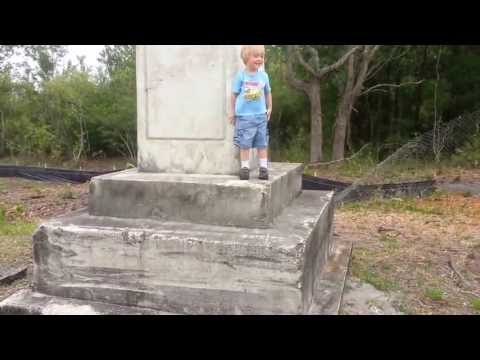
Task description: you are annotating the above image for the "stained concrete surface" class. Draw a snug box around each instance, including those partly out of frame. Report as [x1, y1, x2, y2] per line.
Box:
[89, 163, 303, 228]
[31, 190, 334, 315]
[0, 289, 174, 315]
[341, 277, 404, 315]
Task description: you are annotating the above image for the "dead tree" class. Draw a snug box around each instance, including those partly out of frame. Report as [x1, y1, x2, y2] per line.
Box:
[285, 45, 360, 163]
[332, 45, 380, 160]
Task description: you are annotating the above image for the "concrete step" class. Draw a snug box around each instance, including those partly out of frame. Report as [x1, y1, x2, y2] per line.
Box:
[0, 289, 175, 315]
[0, 242, 352, 315]
[89, 163, 302, 228]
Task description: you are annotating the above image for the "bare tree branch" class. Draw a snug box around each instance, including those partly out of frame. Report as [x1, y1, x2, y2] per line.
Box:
[361, 80, 424, 96]
[306, 45, 320, 72]
[284, 47, 309, 92]
[365, 46, 410, 82]
[352, 45, 381, 95]
[294, 46, 320, 78]
[317, 46, 362, 78]
[307, 143, 370, 167]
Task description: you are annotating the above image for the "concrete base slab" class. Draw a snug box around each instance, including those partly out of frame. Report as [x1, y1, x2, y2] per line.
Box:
[0, 242, 350, 315]
[89, 162, 303, 228]
[0, 289, 175, 315]
[32, 190, 334, 315]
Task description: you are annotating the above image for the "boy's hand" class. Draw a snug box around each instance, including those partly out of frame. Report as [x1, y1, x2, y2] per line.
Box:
[228, 114, 235, 124]
[267, 108, 272, 121]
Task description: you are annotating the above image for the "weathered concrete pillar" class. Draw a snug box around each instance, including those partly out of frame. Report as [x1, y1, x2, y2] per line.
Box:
[136, 45, 243, 175]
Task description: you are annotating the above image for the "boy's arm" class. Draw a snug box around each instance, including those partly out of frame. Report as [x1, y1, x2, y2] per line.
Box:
[229, 93, 238, 124]
[266, 92, 273, 121]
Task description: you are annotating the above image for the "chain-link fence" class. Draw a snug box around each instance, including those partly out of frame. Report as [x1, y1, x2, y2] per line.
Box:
[334, 110, 480, 205]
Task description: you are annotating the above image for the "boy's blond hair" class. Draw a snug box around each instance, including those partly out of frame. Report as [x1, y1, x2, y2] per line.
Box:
[240, 45, 265, 65]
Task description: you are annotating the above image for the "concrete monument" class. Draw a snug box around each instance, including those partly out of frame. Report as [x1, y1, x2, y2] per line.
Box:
[0, 46, 339, 315]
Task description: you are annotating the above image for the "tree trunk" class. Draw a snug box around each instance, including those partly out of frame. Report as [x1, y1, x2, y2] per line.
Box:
[332, 103, 350, 160]
[346, 111, 353, 153]
[332, 46, 378, 160]
[332, 55, 356, 160]
[414, 46, 428, 126]
[308, 82, 323, 162]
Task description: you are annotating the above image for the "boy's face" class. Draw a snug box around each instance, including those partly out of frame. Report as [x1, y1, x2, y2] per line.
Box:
[246, 51, 265, 71]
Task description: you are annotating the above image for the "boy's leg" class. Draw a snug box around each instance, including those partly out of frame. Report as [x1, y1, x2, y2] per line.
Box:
[257, 148, 268, 168]
[240, 148, 251, 169]
[257, 147, 269, 180]
[239, 148, 251, 180]
[236, 116, 256, 180]
[251, 115, 269, 179]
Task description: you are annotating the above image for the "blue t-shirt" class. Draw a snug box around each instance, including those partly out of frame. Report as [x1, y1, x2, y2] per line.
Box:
[232, 69, 271, 116]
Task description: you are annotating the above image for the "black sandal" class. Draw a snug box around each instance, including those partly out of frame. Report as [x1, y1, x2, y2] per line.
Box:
[239, 167, 250, 180]
[259, 167, 269, 180]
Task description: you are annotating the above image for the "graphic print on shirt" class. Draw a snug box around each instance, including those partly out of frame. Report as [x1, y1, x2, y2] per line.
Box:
[243, 80, 264, 101]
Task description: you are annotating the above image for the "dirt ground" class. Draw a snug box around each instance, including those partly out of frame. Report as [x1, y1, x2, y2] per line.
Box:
[336, 184, 480, 315]
[1, 167, 480, 314]
[0, 178, 89, 302]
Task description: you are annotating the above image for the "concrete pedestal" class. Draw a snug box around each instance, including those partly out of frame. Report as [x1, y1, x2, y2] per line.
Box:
[89, 163, 303, 228]
[27, 190, 333, 315]
[0, 241, 352, 315]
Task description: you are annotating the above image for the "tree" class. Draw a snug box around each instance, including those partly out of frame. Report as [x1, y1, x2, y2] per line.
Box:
[0, 45, 15, 73]
[96, 45, 137, 160]
[98, 45, 135, 79]
[332, 45, 380, 160]
[21, 45, 67, 83]
[285, 45, 360, 162]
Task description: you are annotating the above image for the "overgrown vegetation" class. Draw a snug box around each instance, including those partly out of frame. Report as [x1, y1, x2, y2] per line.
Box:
[0, 45, 136, 163]
[1, 45, 479, 170]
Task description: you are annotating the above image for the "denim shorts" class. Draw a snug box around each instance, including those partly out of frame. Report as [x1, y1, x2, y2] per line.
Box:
[234, 114, 269, 149]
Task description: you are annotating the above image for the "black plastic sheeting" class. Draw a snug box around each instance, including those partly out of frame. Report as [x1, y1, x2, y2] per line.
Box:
[0, 165, 112, 184]
[303, 175, 436, 202]
[1, 165, 436, 201]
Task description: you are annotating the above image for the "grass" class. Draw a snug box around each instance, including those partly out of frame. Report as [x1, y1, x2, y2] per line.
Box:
[60, 185, 75, 200]
[378, 234, 400, 251]
[341, 196, 444, 216]
[0, 203, 34, 264]
[0, 235, 33, 265]
[355, 268, 397, 292]
[0, 221, 37, 237]
[471, 298, 480, 312]
[20, 181, 45, 192]
[0, 204, 37, 236]
[351, 249, 397, 292]
[424, 288, 444, 302]
[304, 151, 446, 183]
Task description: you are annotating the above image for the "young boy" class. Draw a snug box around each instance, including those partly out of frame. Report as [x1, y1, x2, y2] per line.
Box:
[229, 45, 272, 180]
